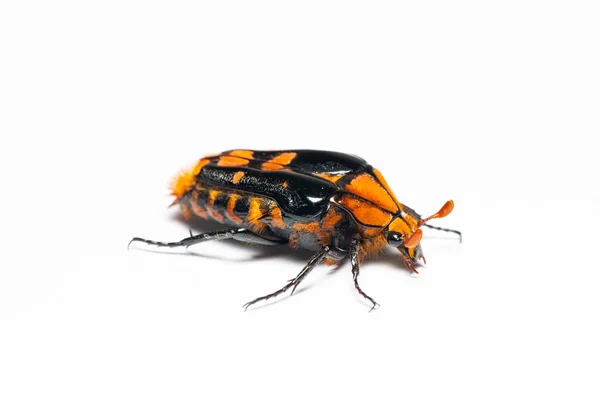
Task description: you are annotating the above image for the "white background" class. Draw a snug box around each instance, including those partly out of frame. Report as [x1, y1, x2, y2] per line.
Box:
[1, 1, 599, 399]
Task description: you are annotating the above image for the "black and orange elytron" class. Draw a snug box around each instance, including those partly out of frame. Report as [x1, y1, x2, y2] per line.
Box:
[130, 150, 461, 311]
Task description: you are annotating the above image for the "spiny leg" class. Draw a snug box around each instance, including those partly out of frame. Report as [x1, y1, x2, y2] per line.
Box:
[128, 227, 284, 250]
[349, 238, 379, 312]
[243, 245, 330, 311]
[423, 224, 462, 243]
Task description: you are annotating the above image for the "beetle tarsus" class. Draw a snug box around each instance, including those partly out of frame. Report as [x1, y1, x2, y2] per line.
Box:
[128, 228, 240, 250]
[243, 246, 330, 310]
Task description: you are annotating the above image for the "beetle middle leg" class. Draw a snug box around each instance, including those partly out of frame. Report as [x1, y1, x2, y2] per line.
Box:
[128, 227, 285, 250]
[243, 245, 330, 310]
[349, 238, 380, 312]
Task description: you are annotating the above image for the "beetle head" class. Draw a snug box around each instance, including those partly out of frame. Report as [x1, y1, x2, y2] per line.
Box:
[386, 200, 454, 262]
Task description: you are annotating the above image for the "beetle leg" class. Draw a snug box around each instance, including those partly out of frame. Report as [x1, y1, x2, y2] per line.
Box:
[128, 227, 284, 250]
[243, 245, 330, 310]
[349, 238, 380, 312]
[422, 224, 462, 243]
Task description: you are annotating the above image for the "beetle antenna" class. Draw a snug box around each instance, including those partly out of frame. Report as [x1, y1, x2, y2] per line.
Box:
[418, 200, 454, 226]
[422, 224, 462, 243]
[405, 200, 456, 248]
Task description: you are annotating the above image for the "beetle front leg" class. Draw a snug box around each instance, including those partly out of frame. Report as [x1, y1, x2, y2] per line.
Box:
[349, 238, 380, 312]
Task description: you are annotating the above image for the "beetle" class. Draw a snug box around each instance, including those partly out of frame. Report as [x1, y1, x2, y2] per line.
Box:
[129, 150, 461, 311]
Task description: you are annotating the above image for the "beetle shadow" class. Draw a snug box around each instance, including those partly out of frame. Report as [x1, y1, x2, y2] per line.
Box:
[129, 214, 443, 310]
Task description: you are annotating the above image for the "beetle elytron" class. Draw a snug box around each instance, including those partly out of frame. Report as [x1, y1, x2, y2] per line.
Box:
[129, 150, 461, 310]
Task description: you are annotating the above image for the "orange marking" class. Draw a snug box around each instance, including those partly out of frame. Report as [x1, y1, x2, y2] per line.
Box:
[292, 221, 320, 233]
[226, 194, 243, 224]
[373, 169, 402, 209]
[247, 198, 267, 233]
[388, 217, 413, 237]
[170, 159, 210, 199]
[345, 173, 398, 213]
[190, 190, 209, 219]
[321, 207, 342, 230]
[181, 202, 192, 220]
[315, 173, 344, 184]
[323, 258, 338, 266]
[232, 171, 245, 184]
[339, 195, 392, 227]
[261, 162, 284, 171]
[292, 220, 331, 246]
[207, 190, 224, 223]
[289, 234, 300, 249]
[318, 207, 342, 244]
[229, 150, 254, 159]
[217, 156, 249, 167]
[269, 152, 296, 165]
[269, 204, 286, 229]
[282, 181, 288, 188]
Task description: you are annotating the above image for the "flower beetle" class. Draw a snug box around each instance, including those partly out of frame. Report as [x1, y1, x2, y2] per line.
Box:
[130, 150, 461, 311]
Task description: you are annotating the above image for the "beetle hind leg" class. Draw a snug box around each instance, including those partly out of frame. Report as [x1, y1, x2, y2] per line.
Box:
[243, 245, 330, 310]
[128, 227, 285, 250]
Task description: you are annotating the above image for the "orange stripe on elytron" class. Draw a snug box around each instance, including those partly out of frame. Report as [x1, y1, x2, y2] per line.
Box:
[314, 173, 344, 184]
[232, 171, 245, 184]
[247, 198, 268, 233]
[345, 173, 398, 213]
[339, 195, 393, 227]
[190, 190, 209, 219]
[226, 194, 243, 224]
[269, 204, 286, 229]
[229, 150, 254, 159]
[207, 190, 224, 223]
[373, 169, 402, 210]
[261, 162, 284, 171]
[170, 159, 210, 198]
[269, 152, 297, 165]
[217, 156, 250, 167]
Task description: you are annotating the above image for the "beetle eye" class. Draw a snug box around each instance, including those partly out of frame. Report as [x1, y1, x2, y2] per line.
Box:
[387, 232, 404, 247]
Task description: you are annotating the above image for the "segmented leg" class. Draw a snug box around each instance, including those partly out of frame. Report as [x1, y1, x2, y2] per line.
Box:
[349, 238, 379, 312]
[243, 246, 330, 310]
[128, 227, 284, 250]
[423, 224, 462, 243]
